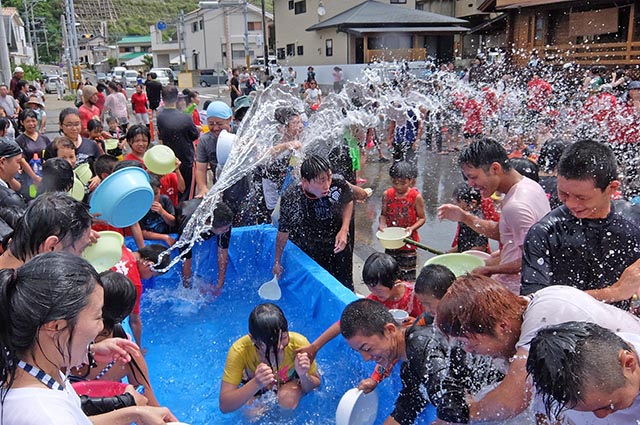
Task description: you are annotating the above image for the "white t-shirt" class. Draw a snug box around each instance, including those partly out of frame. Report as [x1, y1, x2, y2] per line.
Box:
[517, 286, 640, 351]
[0, 376, 92, 424]
[305, 88, 321, 104]
[495, 176, 550, 293]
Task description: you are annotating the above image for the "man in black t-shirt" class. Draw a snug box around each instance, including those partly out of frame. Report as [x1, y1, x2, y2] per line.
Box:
[273, 155, 354, 290]
[144, 73, 163, 112]
[521, 140, 640, 309]
[156, 85, 199, 201]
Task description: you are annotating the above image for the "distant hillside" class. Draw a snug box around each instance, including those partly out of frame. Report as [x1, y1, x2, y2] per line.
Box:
[1, 0, 273, 63]
[111, 0, 273, 36]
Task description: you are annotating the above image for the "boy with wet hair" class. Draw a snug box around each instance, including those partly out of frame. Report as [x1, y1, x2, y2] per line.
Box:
[273, 154, 354, 290]
[379, 161, 425, 281]
[340, 298, 503, 424]
[437, 137, 549, 294]
[435, 275, 640, 423]
[527, 321, 640, 422]
[521, 139, 640, 309]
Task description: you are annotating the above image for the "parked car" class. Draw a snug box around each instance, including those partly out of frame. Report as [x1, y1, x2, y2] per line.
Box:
[199, 69, 228, 87]
[96, 72, 107, 83]
[149, 68, 172, 86]
[44, 76, 66, 94]
[124, 70, 139, 88]
[111, 66, 127, 84]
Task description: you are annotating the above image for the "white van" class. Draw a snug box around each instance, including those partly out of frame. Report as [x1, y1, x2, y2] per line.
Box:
[111, 66, 127, 83]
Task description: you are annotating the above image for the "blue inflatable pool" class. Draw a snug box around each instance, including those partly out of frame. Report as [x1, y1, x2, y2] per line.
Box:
[136, 225, 436, 424]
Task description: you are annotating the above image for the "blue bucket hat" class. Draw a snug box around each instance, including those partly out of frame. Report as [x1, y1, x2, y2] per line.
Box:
[207, 101, 233, 119]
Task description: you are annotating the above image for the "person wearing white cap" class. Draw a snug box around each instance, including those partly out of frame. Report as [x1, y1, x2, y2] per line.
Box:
[10, 66, 24, 99]
[0, 138, 26, 207]
[194, 101, 233, 198]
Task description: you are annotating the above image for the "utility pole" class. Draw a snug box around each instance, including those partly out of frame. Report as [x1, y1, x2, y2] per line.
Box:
[22, 0, 33, 61]
[261, 0, 268, 67]
[0, 0, 12, 84]
[243, 0, 249, 68]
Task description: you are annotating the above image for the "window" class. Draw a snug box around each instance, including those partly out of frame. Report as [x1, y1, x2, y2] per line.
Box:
[294, 0, 306, 14]
[288, 0, 294, 10]
[297, 45, 304, 56]
[286, 43, 295, 56]
[192, 22, 198, 32]
[199, 19, 204, 30]
[277, 48, 285, 60]
[248, 21, 262, 31]
[390, 0, 407, 3]
[326, 39, 333, 56]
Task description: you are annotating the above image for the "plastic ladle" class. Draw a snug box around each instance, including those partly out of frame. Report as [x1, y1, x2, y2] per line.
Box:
[258, 275, 282, 300]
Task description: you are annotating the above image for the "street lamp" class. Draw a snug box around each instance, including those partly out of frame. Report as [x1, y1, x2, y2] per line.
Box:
[199, 0, 250, 68]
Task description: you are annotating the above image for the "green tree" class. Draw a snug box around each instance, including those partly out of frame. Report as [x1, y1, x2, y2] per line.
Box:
[142, 54, 154, 71]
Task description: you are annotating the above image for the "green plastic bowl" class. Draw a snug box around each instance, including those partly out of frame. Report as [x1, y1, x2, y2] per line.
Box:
[81, 231, 124, 273]
[68, 177, 85, 201]
[105, 138, 119, 151]
[144, 145, 176, 176]
[74, 163, 93, 185]
[424, 253, 485, 277]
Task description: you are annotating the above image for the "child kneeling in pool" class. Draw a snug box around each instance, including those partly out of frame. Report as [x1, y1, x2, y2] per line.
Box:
[219, 303, 321, 413]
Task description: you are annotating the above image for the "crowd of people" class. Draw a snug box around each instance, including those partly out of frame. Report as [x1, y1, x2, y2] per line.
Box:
[0, 56, 640, 425]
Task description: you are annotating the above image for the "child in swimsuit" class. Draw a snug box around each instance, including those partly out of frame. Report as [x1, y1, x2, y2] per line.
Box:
[219, 303, 321, 412]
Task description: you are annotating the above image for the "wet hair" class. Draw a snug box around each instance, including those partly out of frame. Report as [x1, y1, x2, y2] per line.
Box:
[0, 206, 24, 230]
[59, 107, 80, 128]
[98, 271, 136, 334]
[415, 264, 456, 298]
[557, 139, 618, 190]
[93, 154, 118, 177]
[389, 161, 418, 180]
[362, 252, 400, 288]
[107, 82, 118, 92]
[458, 137, 511, 172]
[148, 173, 161, 191]
[538, 138, 569, 174]
[435, 275, 528, 337]
[274, 107, 299, 125]
[526, 321, 630, 419]
[36, 158, 74, 195]
[510, 158, 539, 182]
[10, 193, 92, 262]
[300, 154, 332, 181]
[125, 124, 150, 146]
[0, 252, 101, 395]
[162, 85, 178, 104]
[212, 201, 234, 229]
[453, 183, 481, 206]
[17, 80, 28, 91]
[96, 82, 107, 93]
[0, 117, 7, 133]
[19, 108, 38, 123]
[340, 298, 394, 339]
[138, 244, 171, 270]
[202, 100, 212, 111]
[45, 136, 76, 161]
[87, 118, 103, 133]
[248, 303, 288, 371]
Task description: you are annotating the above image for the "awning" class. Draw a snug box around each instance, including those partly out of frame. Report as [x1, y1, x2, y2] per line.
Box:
[345, 26, 469, 36]
[469, 14, 507, 34]
[170, 54, 186, 64]
[496, 0, 571, 9]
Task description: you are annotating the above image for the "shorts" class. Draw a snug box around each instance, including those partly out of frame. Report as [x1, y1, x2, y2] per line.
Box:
[135, 112, 149, 125]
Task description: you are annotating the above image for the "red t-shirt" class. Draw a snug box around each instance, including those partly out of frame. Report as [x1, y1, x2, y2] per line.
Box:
[79, 104, 101, 131]
[463, 98, 483, 135]
[111, 247, 143, 314]
[383, 187, 421, 250]
[131, 92, 148, 114]
[95, 92, 106, 116]
[367, 281, 424, 318]
[527, 77, 552, 112]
